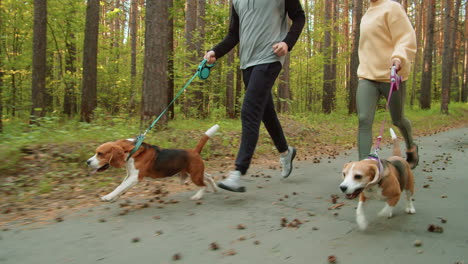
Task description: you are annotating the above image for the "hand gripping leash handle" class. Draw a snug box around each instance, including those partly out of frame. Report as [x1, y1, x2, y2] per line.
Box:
[386, 65, 400, 109]
[197, 59, 215, 80]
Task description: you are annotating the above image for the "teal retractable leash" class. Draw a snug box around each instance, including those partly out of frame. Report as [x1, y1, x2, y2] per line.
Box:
[127, 59, 215, 161]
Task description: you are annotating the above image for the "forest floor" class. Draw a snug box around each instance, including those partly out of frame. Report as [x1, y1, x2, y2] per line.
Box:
[0, 107, 467, 228]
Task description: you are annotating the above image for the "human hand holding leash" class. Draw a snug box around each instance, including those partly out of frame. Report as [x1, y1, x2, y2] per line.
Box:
[204, 50, 217, 64]
[273, 42, 288, 57]
[392, 59, 401, 72]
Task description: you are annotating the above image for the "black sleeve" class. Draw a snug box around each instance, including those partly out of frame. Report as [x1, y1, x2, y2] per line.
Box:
[282, 0, 305, 51]
[211, 5, 240, 59]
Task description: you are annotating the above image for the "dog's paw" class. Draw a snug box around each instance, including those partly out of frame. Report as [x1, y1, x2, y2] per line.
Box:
[190, 194, 203, 200]
[357, 219, 368, 230]
[378, 205, 394, 218]
[378, 210, 393, 218]
[356, 214, 368, 230]
[101, 195, 118, 202]
[405, 207, 416, 214]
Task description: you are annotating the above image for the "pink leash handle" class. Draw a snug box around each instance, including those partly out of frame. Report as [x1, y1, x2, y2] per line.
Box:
[386, 65, 400, 109]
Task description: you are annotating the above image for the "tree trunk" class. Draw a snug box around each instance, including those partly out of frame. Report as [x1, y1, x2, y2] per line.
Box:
[197, 0, 206, 117]
[330, 0, 338, 109]
[410, 0, 423, 107]
[129, 0, 138, 113]
[113, 0, 120, 74]
[440, 0, 454, 114]
[343, 0, 350, 103]
[347, 0, 362, 114]
[183, 0, 199, 117]
[80, 0, 100, 122]
[451, 0, 462, 102]
[322, 0, 334, 114]
[226, 50, 235, 118]
[419, 0, 435, 109]
[0, 0, 4, 132]
[141, 0, 170, 124]
[278, 54, 291, 113]
[167, 0, 174, 120]
[463, 0, 468, 102]
[225, 0, 235, 117]
[235, 47, 242, 117]
[31, 0, 47, 123]
[63, 3, 77, 117]
[303, 0, 312, 112]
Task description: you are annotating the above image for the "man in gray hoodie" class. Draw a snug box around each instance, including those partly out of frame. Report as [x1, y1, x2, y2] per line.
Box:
[204, 0, 305, 192]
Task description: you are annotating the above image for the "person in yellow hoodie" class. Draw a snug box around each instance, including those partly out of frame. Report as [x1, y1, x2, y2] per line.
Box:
[357, 0, 419, 168]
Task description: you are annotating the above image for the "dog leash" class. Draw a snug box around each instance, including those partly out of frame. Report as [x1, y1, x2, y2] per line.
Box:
[126, 59, 215, 161]
[368, 65, 401, 171]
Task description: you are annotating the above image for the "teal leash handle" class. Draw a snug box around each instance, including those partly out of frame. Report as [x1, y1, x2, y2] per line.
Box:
[198, 59, 215, 80]
[127, 59, 214, 160]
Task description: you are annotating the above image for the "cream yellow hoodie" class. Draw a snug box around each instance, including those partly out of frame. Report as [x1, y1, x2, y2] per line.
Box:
[357, 0, 416, 82]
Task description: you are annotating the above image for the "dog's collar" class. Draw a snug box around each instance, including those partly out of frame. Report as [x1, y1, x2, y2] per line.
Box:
[365, 154, 385, 185]
[366, 154, 384, 173]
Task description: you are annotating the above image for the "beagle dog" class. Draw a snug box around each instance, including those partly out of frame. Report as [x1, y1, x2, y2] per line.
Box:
[339, 128, 415, 230]
[87, 125, 219, 202]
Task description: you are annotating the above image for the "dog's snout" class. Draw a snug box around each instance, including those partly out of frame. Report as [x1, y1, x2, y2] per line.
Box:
[340, 185, 348, 193]
[87, 159, 92, 166]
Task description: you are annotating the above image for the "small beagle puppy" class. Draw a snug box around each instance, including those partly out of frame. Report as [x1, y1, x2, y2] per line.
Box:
[340, 128, 415, 230]
[87, 125, 219, 202]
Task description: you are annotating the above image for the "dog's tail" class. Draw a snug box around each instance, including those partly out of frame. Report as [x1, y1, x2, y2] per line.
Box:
[390, 128, 402, 157]
[194, 124, 220, 154]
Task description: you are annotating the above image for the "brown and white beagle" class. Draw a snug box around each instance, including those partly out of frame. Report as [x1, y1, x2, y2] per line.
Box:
[87, 125, 219, 202]
[339, 128, 415, 230]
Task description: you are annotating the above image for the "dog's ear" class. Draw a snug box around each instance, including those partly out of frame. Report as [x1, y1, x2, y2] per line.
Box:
[367, 164, 381, 186]
[341, 162, 350, 178]
[109, 145, 126, 168]
[114, 140, 136, 153]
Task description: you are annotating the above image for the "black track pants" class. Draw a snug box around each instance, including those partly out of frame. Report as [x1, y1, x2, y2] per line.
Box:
[235, 62, 288, 174]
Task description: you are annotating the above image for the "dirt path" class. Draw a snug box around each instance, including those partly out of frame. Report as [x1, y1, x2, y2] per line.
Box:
[1, 127, 467, 264]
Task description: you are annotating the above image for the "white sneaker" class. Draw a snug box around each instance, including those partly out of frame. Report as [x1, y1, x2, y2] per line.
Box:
[280, 146, 296, 178]
[217, 170, 246, 192]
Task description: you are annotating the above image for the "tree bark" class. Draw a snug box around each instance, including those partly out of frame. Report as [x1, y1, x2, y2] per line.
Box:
[235, 47, 242, 117]
[419, 0, 435, 109]
[410, 0, 423, 107]
[80, 0, 100, 122]
[141, 0, 170, 124]
[0, 0, 4, 132]
[330, 0, 338, 109]
[451, 0, 461, 102]
[31, 0, 47, 123]
[343, 0, 350, 102]
[322, 0, 334, 114]
[226, 50, 235, 118]
[347, 0, 362, 114]
[183, 0, 199, 117]
[167, 0, 175, 119]
[226, 1, 235, 119]
[129, 0, 138, 113]
[63, 1, 77, 117]
[463, 0, 468, 102]
[303, 0, 312, 112]
[196, 0, 206, 117]
[440, 0, 454, 114]
[113, 0, 120, 74]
